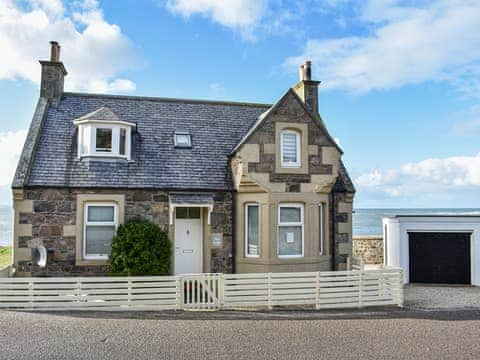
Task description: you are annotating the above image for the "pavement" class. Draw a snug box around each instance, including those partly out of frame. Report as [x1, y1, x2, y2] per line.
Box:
[0, 286, 479, 359]
[404, 284, 480, 310]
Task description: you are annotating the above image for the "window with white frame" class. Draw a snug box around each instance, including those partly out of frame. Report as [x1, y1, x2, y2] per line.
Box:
[84, 203, 117, 260]
[76, 122, 133, 159]
[319, 203, 324, 255]
[95, 128, 113, 153]
[281, 130, 300, 168]
[278, 204, 304, 257]
[245, 203, 260, 257]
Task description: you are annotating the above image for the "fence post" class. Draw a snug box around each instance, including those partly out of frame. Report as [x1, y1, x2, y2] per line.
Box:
[75, 280, 82, 304]
[218, 273, 225, 310]
[176, 275, 184, 311]
[28, 280, 34, 309]
[346, 256, 351, 271]
[358, 270, 363, 308]
[267, 273, 272, 311]
[128, 278, 132, 307]
[315, 272, 320, 310]
[398, 269, 404, 307]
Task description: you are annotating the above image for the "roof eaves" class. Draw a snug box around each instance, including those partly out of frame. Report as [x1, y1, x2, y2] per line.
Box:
[12, 97, 50, 188]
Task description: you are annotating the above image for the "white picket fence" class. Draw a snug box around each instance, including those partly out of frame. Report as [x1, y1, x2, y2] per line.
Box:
[0, 268, 403, 311]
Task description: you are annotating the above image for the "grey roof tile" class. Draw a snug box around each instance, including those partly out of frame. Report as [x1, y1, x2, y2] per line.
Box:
[26, 93, 270, 190]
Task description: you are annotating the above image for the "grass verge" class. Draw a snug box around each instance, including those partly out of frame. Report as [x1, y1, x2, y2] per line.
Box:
[0, 246, 12, 269]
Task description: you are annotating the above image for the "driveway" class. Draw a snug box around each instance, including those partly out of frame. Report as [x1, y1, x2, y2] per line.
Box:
[1, 308, 480, 359]
[404, 284, 480, 310]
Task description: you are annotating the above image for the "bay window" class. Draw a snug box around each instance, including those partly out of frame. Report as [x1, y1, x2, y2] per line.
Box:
[278, 204, 304, 258]
[75, 120, 134, 160]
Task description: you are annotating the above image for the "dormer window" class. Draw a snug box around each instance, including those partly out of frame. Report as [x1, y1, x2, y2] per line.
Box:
[281, 130, 300, 168]
[174, 131, 191, 148]
[96, 128, 113, 153]
[74, 106, 135, 160]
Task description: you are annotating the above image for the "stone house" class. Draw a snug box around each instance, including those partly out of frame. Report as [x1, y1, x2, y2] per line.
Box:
[11, 42, 355, 276]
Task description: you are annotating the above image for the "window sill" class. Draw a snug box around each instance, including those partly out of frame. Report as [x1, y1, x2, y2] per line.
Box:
[76, 259, 109, 266]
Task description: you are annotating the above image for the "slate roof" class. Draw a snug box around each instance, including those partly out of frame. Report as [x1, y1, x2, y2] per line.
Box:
[24, 92, 270, 190]
[74, 105, 123, 122]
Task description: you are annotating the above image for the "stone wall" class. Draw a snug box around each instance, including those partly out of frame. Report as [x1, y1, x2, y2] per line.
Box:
[13, 187, 233, 276]
[353, 235, 384, 265]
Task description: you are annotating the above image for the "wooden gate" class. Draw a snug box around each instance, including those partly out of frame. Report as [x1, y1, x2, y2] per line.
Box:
[181, 273, 222, 310]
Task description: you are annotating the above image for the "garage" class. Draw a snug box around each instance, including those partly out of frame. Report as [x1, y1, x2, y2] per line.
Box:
[408, 232, 470, 284]
[383, 215, 480, 286]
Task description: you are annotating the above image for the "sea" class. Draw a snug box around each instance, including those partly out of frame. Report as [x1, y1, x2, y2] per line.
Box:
[0, 205, 479, 246]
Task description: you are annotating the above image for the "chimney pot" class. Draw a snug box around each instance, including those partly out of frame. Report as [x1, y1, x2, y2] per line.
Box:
[303, 60, 312, 81]
[299, 64, 305, 81]
[50, 41, 60, 62]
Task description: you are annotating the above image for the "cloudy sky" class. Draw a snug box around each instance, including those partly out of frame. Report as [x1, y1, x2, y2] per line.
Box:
[0, 0, 480, 208]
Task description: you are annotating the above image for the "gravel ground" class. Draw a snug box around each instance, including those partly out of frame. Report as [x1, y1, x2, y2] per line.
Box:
[1, 308, 480, 360]
[404, 284, 480, 310]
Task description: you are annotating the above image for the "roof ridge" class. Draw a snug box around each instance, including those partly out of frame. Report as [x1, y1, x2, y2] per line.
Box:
[63, 92, 272, 108]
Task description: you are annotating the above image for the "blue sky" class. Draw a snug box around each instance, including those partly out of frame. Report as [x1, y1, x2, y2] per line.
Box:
[0, 0, 479, 208]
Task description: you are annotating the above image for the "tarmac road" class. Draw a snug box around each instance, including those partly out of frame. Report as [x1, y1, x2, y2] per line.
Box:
[1, 308, 479, 359]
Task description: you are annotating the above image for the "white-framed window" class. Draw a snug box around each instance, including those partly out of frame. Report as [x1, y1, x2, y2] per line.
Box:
[95, 128, 113, 153]
[83, 203, 118, 260]
[76, 123, 133, 160]
[245, 203, 260, 257]
[281, 130, 300, 168]
[278, 203, 304, 258]
[174, 131, 192, 148]
[319, 203, 324, 255]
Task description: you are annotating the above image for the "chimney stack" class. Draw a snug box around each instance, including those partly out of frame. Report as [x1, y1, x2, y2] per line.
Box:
[293, 60, 320, 116]
[39, 41, 67, 103]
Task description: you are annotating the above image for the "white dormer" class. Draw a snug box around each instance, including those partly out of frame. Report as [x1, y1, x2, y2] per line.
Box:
[73, 106, 135, 160]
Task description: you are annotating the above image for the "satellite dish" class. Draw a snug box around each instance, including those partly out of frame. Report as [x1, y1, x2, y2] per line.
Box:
[32, 246, 47, 268]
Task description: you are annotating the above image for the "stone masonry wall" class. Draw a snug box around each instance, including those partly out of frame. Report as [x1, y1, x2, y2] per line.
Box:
[15, 188, 233, 276]
[353, 235, 384, 265]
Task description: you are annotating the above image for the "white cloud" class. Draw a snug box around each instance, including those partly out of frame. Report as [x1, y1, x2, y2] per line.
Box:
[165, 0, 270, 40]
[0, 0, 139, 93]
[356, 152, 480, 198]
[285, 0, 480, 95]
[0, 129, 27, 187]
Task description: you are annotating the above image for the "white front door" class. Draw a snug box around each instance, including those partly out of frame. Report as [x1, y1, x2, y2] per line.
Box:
[174, 208, 202, 274]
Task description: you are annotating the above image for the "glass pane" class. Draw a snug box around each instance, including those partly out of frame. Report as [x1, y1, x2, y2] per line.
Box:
[282, 132, 297, 163]
[280, 207, 301, 223]
[176, 207, 188, 219]
[247, 205, 259, 256]
[175, 134, 191, 147]
[88, 206, 114, 222]
[278, 226, 302, 256]
[119, 128, 126, 155]
[96, 128, 112, 152]
[188, 207, 200, 219]
[85, 225, 115, 255]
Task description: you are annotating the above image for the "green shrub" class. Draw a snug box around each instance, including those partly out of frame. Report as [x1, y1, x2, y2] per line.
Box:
[109, 219, 171, 276]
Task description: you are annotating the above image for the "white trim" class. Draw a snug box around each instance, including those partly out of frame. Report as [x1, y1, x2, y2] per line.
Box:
[73, 119, 136, 128]
[245, 203, 260, 258]
[277, 203, 304, 258]
[76, 123, 132, 160]
[280, 130, 301, 168]
[83, 202, 118, 260]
